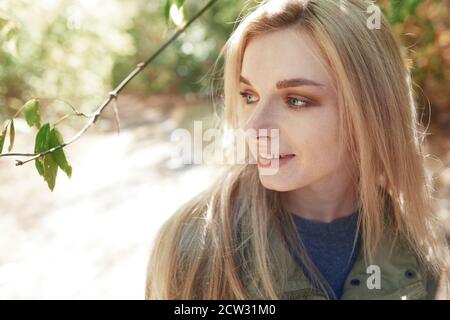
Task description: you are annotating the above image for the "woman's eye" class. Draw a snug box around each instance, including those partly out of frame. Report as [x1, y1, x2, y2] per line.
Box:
[286, 96, 311, 109]
[239, 92, 258, 104]
[239, 92, 312, 109]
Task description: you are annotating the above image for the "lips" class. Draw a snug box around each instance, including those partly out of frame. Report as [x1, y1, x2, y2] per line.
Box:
[257, 153, 296, 167]
[258, 153, 296, 160]
[280, 153, 296, 159]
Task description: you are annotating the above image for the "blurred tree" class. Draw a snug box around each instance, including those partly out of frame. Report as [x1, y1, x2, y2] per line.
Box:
[0, 0, 246, 119]
[0, 0, 226, 191]
[111, 0, 244, 96]
[1, 0, 137, 121]
[378, 0, 450, 132]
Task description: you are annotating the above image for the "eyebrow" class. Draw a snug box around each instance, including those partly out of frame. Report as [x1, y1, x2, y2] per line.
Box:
[240, 75, 324, 89]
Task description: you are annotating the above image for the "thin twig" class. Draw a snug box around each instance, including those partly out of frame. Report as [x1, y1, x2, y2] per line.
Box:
[53, 98, 92, 118]
[111, 94, 120, 136]
[0, 0, 218, 166]
[54, 112, 91, 127]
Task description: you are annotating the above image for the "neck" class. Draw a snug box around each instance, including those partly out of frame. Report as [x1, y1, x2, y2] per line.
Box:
[281, 171, 358, 223]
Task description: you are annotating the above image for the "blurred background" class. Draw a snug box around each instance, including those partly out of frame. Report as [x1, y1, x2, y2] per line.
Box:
[0, 0, 449, 299]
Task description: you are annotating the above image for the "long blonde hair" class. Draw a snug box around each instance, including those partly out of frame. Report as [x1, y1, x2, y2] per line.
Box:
[146, 0, 449, 299]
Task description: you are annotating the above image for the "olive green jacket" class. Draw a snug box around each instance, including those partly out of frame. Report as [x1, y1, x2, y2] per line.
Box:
[267, 225, 448, 300]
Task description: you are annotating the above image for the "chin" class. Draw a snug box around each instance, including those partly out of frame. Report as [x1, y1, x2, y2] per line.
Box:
[258, 174, 297, 192]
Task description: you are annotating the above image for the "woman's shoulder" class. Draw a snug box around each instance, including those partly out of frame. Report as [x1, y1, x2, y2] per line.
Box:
[340, 220, 449, 300]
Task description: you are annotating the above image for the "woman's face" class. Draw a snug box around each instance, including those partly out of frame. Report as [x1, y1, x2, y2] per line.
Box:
[240, 28, 349, 192]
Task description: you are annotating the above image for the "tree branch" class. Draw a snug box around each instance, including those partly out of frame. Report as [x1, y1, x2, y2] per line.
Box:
[0, 0, 218, 166]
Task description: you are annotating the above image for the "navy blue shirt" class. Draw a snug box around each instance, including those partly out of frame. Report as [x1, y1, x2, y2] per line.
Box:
[291, 209, 360, 299]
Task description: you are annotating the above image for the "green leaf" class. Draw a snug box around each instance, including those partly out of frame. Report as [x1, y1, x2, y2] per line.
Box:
[49, 127, 72, 178]
[33, 123, 67, 190]
[43, 154, 58, 191]
[174, 0, 184, 7]
[24, 99, 41, 129]
[34, 123, 50, 178]
[0, 122, 7, 153]
[7, 119, 14, 152]
[35, 158, 44, 176]
[164, 0, 171, 25]
[34, 123, 50, 153]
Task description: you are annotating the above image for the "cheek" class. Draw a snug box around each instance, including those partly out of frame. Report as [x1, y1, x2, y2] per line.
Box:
[291, 109, 341, 171]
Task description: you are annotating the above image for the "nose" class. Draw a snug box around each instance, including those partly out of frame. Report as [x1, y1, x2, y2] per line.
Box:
[243, 102, 280, 159]
[243, 100, 279, 140]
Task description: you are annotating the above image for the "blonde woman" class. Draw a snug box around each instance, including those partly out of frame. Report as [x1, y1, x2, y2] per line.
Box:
[145, 0, 449, 299]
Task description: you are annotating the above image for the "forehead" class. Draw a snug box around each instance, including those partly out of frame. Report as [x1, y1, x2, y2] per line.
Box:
[241, 28, 332, 89]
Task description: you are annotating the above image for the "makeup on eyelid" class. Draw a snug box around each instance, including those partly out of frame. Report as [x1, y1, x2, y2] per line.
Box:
[239, 91, 318, 108]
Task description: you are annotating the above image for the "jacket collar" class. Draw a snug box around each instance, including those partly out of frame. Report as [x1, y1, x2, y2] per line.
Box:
[278, 217, 428, 299]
